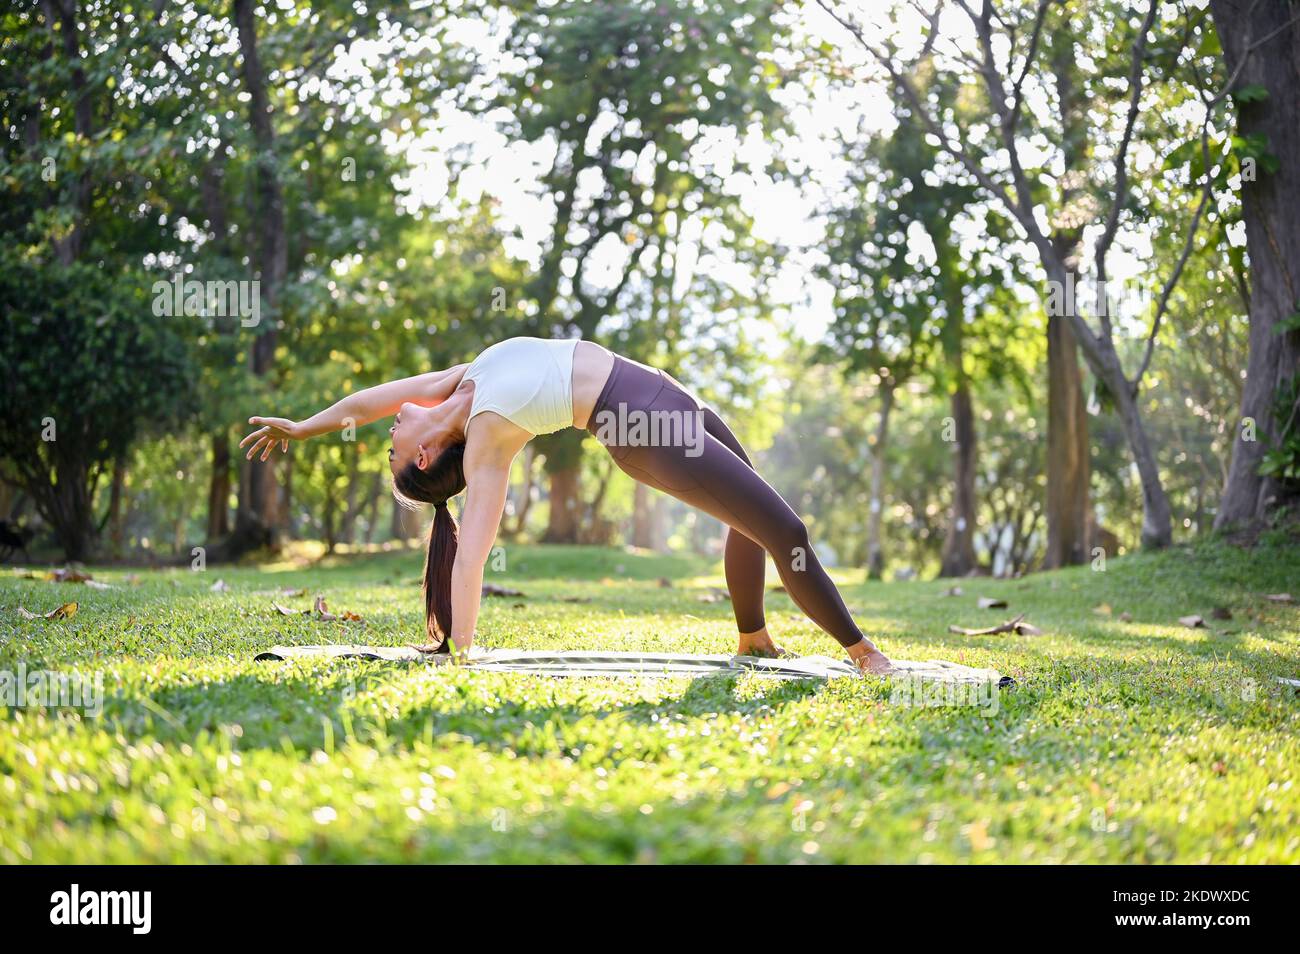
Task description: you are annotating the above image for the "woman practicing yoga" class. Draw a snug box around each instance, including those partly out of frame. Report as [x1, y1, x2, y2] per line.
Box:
[240, 337, 894, 674]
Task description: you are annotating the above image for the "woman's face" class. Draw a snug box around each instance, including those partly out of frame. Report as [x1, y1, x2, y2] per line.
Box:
[388, 402, 439, 474]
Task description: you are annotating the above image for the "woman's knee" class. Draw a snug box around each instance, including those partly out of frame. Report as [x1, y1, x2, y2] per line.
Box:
[767, 510, 810, 561]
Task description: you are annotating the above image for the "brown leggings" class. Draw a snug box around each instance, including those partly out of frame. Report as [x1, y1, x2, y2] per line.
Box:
[586, 356, 866, 650]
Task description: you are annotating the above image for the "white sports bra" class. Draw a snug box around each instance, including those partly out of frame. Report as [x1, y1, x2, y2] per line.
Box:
[463, 337, 580, 435]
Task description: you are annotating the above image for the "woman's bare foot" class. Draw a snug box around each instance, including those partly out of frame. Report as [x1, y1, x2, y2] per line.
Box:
[737, 627, 788, 658]
[407, 641, 469, 664]
[847, 639, 895, 675]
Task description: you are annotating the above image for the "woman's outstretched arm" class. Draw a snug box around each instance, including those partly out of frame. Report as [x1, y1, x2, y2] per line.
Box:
[446, 449, 512, 655]
[240, 364, 468, 460]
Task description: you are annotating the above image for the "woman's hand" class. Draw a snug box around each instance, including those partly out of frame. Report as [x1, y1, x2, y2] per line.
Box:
[240, 416, 303, 462]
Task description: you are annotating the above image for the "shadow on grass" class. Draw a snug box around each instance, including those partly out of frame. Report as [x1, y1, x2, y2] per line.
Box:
[99, 663, 830, 757]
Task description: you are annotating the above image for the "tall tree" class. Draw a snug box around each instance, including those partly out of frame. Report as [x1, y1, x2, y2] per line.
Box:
[0, 1, 197, 558]
[819, 0, 1226, 554]
[485, 0, 790, 540]
[821, 64, 1023, 576]
[1210, 0, 1300, 529]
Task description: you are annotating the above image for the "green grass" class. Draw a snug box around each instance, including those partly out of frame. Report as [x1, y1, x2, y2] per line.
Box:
[2, 540, 1298, 863]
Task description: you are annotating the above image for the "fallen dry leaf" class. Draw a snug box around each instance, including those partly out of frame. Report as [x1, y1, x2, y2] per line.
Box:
[1119, 611, 1133, 622]
[1093, 603, 1112, 616]
[977, 597, 1008, 609]
[942, 586, 964, 597]
[1210, 606, 1233, 620]
[314, 596, 337, 621]
[949, 613, 1038, 636]
[1179, 614, 1206, 629]
[84, 579, 113, 590]
[210, 579, 230, 592]
[272, 602, 308, 616]
[47, 567, 92, 584]
[1263, 593, 1294, 603]
[482, 583, 525, 598]
[339, 610, 364, 623]
[16, 606, 38, 619]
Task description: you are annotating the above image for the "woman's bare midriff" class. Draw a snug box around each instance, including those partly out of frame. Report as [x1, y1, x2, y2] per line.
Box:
[570, 340, 616, 429]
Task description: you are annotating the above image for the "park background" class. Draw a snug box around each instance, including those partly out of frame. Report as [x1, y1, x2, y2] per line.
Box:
[2, 0, 1297, 572]
[1, 0, 1298, 864]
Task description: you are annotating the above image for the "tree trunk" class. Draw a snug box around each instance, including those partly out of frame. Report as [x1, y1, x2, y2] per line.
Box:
[339, 446, 361, 544]
[866, 381, 894, 580]
[505, 445, 537, 535]
[390, 495, 423, 542]
[47, 458, 94, 562]
[1043, 310, 1092, 567]
[1211, 0, 1300, 529]
[206, 431, 231, 541]
[1042, 37, 1093, 569]
[107, 458, 126, 557]
[632, 482, 660, 550]
[543, 467, 582, 543]
[229, 0, 287, 554]
[939, 379, 979, 576]
[1110, 368, 1174, 547]
[322, 486, 337, 555]
[363, 472, 382, 545]
[43, 0, 93, 264]
[538, 429, 586, 543]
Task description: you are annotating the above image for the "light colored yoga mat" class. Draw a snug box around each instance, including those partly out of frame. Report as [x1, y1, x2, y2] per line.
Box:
[253, 646, 1009, 686]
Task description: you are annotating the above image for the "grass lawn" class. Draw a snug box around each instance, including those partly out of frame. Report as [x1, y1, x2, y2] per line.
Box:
[1, 539, 1298, 864]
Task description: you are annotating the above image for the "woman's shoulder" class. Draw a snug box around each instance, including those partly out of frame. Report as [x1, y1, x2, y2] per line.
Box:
[464, 410, 532, 462]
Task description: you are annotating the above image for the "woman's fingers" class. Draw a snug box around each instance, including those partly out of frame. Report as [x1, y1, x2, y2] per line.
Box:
[240, 419, 295, 461]
[238, 426, 267, 450]
[246, 435, 273, 460]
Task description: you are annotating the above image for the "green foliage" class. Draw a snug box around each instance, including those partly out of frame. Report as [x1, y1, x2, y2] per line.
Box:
[0, 250, 195, 540]
[1232, 83, 1269, 103]
[1273, 304, 1300, 336]
[1258, 377, 1300, 486]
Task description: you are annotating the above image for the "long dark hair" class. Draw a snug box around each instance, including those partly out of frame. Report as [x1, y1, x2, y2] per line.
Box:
[392, 443, 466, 652]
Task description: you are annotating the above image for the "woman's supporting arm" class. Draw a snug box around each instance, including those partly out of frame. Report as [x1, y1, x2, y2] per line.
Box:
[241, 364, 468, 460]
[446, 452, 512, 655]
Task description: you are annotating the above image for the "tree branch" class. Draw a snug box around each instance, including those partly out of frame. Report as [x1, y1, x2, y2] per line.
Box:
[1093, 0, 1159, 340]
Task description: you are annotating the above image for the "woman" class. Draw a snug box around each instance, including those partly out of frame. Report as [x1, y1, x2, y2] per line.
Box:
[241, 337, 894, 674]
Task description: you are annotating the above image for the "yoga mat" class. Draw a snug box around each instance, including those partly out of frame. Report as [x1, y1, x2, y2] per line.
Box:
[253, 646, 1010, 686]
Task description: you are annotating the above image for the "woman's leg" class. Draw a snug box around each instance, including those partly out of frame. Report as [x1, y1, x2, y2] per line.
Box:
[588, 358, 887, 665]
[700, 409, 768, 640]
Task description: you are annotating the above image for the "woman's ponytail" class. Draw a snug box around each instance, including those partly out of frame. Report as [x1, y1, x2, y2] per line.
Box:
[422, 503, 458, 649]
[392, 443, 467, 652]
